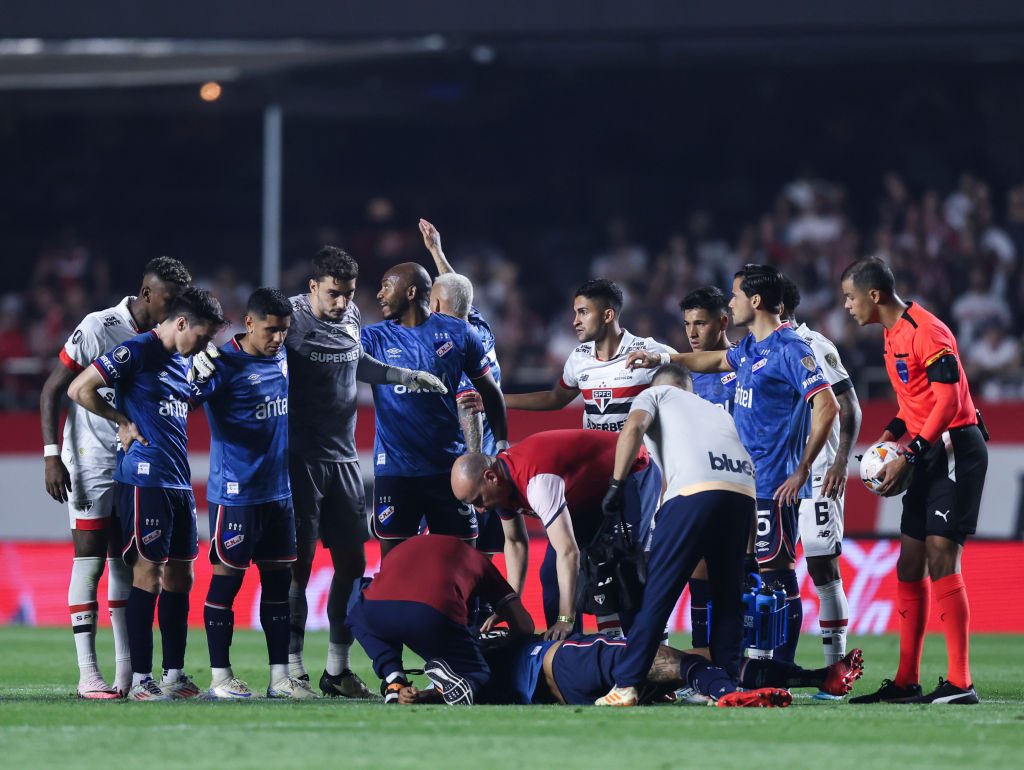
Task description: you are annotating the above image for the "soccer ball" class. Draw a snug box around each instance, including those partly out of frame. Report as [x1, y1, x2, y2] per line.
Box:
[860, 441, 911, 496]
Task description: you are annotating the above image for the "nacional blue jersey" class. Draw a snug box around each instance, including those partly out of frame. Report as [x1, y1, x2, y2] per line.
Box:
[361, 312, 490, 477]
[725, 323, 831, 499]
[190, 335, 291, 506]
[93, 330, 192, 490]
[692, 370, 737, 413]
[458, 306, 502, 454]
[480, 637, 556, 705]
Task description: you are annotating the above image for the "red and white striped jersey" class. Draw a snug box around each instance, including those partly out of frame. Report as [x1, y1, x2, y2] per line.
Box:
[559, 330, 676, 432]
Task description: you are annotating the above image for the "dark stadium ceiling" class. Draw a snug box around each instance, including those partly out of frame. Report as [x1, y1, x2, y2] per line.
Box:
[2, 0, 1024, 112]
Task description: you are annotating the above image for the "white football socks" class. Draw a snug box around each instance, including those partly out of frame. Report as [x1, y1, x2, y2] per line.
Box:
[815, 578, 850, 665]
[107, 556, 132, 690]
[69, 557, 104, 680]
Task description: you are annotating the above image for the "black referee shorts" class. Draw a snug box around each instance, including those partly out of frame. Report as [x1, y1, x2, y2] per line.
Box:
[900, 425, 987, 545]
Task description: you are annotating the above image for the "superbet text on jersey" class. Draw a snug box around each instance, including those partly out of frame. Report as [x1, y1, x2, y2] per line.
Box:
[559, 330, 675, 432]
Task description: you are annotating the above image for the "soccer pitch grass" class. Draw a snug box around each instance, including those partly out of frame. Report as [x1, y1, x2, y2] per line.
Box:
[1, 628, 1022, 769]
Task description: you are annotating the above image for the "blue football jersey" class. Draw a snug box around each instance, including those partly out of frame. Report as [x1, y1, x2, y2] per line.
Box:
[725, 324, 831, 499]
[93, 330, 192, 490]
[361, 312, 490, 477]
[692, 370, 737, 413]
[457, 307, 502, 454]
[481, 638, 555, 705]
[190, 336, 291, 506]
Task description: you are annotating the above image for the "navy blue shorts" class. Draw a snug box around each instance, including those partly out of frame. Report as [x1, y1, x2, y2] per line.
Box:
[117, 483, 198, 564]
[208, 498, 298, 570]
[754, 498, 799, 564]
[551, 634, 628, 705]
[476, 510, 505, 555]
[371, 474, 478, 541]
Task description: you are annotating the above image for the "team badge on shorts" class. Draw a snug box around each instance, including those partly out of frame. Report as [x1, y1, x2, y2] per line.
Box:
[377, 505, 395, 525]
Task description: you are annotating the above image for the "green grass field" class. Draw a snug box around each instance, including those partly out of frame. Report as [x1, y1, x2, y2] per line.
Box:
[1, 628, 1022, 769]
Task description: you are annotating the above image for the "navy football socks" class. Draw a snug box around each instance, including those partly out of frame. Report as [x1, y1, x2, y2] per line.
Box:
[158, 589, 190, 672]
[205, 573, 244, 669]
[261, 568, 292, 666]
[127, 586, 158, 675]
[688, 578, 711, 648]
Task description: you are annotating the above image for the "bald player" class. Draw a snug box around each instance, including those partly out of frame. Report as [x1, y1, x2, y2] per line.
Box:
[360, 262, 508, 557]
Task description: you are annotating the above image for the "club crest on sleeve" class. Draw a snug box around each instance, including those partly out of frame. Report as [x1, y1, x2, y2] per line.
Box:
[825, 352, 839, 368]
[113, 346, 131, 364]
[800, 355, 816, 372]
[71, 330, 83, 345]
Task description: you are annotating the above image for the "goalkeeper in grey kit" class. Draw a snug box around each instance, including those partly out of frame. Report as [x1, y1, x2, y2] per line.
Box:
[195, 246, 446, 698]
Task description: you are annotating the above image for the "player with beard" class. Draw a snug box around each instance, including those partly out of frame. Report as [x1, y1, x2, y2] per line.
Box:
[274, 247, 446, 698]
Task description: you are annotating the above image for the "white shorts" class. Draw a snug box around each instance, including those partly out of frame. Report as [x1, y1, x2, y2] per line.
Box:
[798, 487, 845, 558]
[66, 461, 117, 531]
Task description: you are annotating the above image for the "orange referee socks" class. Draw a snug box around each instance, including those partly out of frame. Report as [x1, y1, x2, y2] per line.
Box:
[894, 578, 930, 688]
[933, 573, 972, 689]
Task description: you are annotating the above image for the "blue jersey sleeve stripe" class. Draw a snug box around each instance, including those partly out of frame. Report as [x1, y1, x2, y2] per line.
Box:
[468, 363, 491, 380]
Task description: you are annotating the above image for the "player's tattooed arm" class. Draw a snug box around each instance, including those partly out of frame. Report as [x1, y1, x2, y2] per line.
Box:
[419, 218, 455, 274]
[470, 370, 508, 443]
[67, 366, 148, 450]
[822, 387, 863, 500]
[458, 395, 484, 453]
[39, 360, 76, 502]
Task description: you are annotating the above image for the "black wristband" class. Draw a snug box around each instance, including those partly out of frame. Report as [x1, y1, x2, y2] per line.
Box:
[885, 417, 908, 440]
[903, 435, 931, 464]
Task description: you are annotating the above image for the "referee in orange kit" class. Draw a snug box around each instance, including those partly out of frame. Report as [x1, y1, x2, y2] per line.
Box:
[840, 257, 987, 704]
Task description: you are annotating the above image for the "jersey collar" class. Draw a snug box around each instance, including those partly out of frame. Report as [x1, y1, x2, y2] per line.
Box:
[115, 296, 141, 332]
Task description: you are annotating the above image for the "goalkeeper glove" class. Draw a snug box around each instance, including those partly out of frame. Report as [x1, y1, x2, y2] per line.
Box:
[399, 368, 448, 394]
[190, 343, 220, 383]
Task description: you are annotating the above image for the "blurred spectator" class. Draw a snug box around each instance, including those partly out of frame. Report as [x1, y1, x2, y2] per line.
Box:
[965, 322, 1023, 400]
[951, 267, 1012, 347]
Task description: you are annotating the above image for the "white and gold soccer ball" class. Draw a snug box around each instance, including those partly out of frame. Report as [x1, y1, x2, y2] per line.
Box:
[860, 441, 911, 496]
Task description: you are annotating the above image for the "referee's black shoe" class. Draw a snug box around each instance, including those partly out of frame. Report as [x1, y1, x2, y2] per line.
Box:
[907, 677, 979, 705]
[848, 678, 922, 704]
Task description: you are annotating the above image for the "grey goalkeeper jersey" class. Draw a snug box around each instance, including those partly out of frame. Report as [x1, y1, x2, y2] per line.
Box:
[285, 294, 364, 463]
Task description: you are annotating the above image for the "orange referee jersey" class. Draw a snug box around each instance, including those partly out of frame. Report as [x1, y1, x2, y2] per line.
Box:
[883, 301, 977, 438]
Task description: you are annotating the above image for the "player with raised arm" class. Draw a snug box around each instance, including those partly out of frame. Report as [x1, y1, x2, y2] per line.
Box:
[67, 286, 225, 701]
[419, 218, 510, 559]
[39, 256, 191, 698]
[190, 288, 313, 700]
[842, 257, 986, 705]
[360, 261, 508, 557]
[627, 265, 839, 664]
[505, 279, 675, 433]
[281, 246, 444, 698]
[780, 277, 862, 691]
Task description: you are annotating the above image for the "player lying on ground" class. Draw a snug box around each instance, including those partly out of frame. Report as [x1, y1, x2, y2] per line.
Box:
[393, 633, 864, 707]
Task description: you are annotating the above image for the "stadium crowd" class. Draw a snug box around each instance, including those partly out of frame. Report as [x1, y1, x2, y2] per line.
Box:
[4, 171, 1024, 409]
